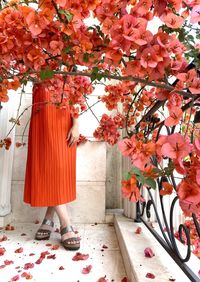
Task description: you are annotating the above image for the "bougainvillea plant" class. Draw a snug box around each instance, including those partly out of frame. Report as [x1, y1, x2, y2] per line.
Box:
[0, 0, 199, 218]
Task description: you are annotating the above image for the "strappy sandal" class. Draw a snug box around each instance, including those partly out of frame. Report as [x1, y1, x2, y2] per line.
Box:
[60, 225, 81, 251]
[35, 218, 54, 240]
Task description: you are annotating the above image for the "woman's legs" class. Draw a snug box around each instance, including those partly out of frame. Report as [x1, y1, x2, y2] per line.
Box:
[35, 207, 55, 237]
[54, 203, 79, 245]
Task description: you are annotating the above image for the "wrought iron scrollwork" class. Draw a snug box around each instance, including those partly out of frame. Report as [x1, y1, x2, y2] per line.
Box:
[135, 184, 200, 282]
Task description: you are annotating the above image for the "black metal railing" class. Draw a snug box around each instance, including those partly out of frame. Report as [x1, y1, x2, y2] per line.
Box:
[134, 184, 200, 282]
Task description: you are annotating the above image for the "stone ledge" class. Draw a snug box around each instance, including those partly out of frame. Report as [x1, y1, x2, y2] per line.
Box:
[0, 212, 13, 228]
[114, 213, 199, 282]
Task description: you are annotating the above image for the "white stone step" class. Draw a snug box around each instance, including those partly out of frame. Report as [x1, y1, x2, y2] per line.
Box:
[114, 213, 200, 282]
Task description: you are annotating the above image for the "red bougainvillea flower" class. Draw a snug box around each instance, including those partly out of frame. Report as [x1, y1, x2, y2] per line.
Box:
[131, 142, 156, 169]
[188, 78, 200, 94]
[49, 40, 64, 56]
[159, 133, 191, 166]
[26, 10, 50, 36]
[159, 182, 173, 196]
[164, 12, 184, 29]
[177, 180, 200, 215]
[93, 114, 120, 145]
[118, 136, 156, 169]
[81, 264, 92, 274]
[190, 5, 200, 24]
[140, 46, 163, 68]
[77, 134, 88, 146]
[164, 107, 183, 127]
[118, 135, 137, 157]
[132, 0, 152, 16]
[179, 199, 200, 217]
[121, 175, 144, 202]
[176, 69, 197, 82]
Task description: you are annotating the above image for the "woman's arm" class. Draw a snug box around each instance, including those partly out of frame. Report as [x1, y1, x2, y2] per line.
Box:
[66, 116, 80, 147]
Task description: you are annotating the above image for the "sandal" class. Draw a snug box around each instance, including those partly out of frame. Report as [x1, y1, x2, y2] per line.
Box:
[35, 218, 54, 240]
[60, 225, 81, 251]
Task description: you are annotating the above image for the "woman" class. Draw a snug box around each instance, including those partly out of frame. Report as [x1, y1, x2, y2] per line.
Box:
[23, 79, 81, 251]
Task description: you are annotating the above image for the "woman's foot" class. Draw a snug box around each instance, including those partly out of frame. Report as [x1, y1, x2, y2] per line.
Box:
[60, 224, 81, 250]
[35, 218, 54, 240]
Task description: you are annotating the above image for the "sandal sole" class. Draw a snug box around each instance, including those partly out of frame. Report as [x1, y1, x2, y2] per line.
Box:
[63, 244, 80, 251]
[35, 236, 51, 240]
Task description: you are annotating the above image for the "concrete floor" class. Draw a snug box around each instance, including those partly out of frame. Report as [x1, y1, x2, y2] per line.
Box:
[0, 222, 127, 282]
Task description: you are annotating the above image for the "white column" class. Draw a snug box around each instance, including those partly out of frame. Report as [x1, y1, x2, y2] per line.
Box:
[0, 91, 17, 216]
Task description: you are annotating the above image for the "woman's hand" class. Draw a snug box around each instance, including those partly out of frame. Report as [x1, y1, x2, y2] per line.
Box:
[66, 124, 79, 147]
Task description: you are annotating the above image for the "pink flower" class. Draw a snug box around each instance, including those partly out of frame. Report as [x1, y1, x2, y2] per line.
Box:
[118, 135, 137, 157]
[160, 133, 191, 166]
[190, 5, 200, 24]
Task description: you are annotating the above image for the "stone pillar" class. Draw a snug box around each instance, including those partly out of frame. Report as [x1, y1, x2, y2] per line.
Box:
[0, 91, 17, 219]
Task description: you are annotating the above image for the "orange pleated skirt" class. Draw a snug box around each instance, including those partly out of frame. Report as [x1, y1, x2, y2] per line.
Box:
[23, 83, 77, 207]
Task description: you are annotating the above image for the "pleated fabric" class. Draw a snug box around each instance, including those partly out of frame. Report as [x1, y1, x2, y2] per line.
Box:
[23, 82, 77, 207]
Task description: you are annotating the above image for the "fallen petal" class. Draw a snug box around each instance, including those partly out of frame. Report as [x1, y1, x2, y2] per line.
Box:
[121, 277, 130, 282]
[0, 235, 8, 242]
[146, 273, 155, 279]
[59, 266, 65, 270]
[23, 263, 34, 270]
[11, 275, 20, 281]
[15, 247, 23, 253]
[21, 272, 33, 279]
[40, 251, 50, 258]
[72, 252, 89, 261]
[47, 254, 56, 259]
[81, 265, 92, 274]
[97, 275, 108, 282]
[51, 244, 59, 250]
[0, 247, 6, 256]
[135, 227, 142, 234]
[35, 257, 44, 264]
[144, 248, 155, 258]
[4, 260, 14, 265]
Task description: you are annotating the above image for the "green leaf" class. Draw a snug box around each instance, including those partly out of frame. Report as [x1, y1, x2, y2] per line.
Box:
[123, 172, 131, 181]
[130, 166, 141, 176]
[83, 53, 89, 63]
[59, 9, 73, 22]
[152, 168, 162, 174]
[40, 69, 54, 80]
[136, 174, 145, 184]
[63, 46, 71, 54]
[91, 67, 103, 81]
[21, 79, 28, 86]
[144, 178, 157, 189]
